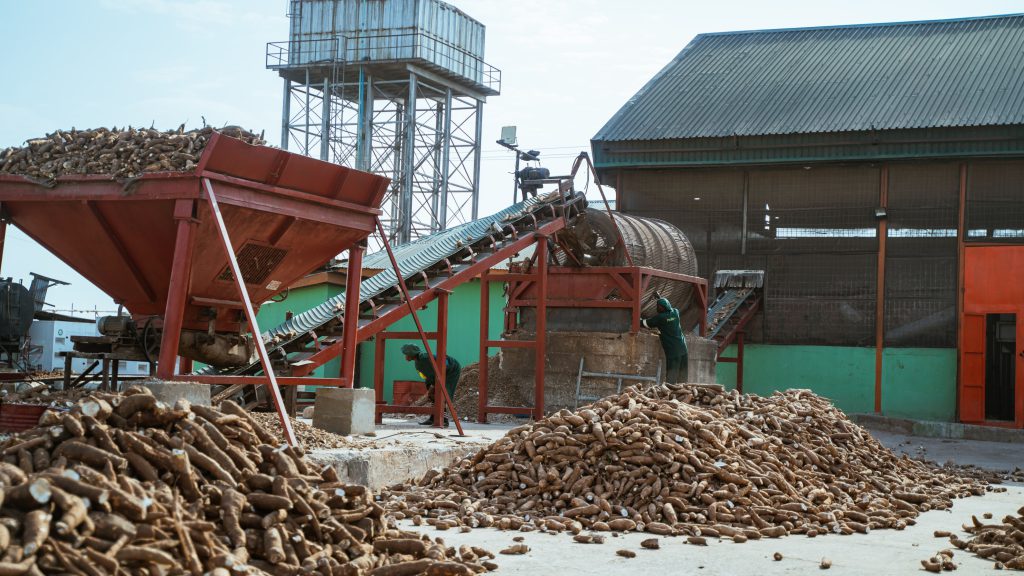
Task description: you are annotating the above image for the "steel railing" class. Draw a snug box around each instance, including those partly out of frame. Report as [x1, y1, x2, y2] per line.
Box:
[266, 32, 501, 93]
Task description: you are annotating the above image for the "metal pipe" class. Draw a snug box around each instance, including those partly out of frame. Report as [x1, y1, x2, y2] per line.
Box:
[281, 79, 291, 150]
[320, 76, 330, 161]
[438, 88, 453, 230]
[373, 217, 465, 435]
[471, 99, 483, 220]
[356, 67, 366, 170]
[204, 179, 297, 447]
[304, 68, 311, 156]
[400, 73, 418, 244]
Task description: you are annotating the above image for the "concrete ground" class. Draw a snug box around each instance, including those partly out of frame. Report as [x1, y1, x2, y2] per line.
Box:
[307, 417, 515, 488]
[391, 427, 1024, 575]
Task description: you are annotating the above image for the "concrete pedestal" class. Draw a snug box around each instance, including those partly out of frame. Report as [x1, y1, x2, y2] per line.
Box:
[143, 380, 212, 407]
[313, 388, 374, 435]
[685, 335, 718, 384]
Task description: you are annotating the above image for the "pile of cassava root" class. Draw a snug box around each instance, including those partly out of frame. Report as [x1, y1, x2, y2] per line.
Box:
[0, 386, 494, 575]
[384, 384, 992, 542]
[940, 507, 1024, 570]
[0, 126, 265, 180]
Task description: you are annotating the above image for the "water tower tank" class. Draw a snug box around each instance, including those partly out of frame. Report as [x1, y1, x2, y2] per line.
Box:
[287, 0, 490, 87]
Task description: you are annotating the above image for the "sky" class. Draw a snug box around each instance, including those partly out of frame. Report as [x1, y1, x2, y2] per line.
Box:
[1, 0, 1020, 314]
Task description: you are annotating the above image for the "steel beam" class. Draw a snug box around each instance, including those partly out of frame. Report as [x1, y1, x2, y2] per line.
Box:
[534, 239, 548, 420]
[478, 271, 490, 423]
[874, 164, 888, 414]
[204, 179, 297, 447]
[156, 199, 197, 380]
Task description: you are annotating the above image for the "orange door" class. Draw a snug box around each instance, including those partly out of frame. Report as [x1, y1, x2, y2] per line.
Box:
[961, 246, 1024, 427]
[958, 313, 986, 423]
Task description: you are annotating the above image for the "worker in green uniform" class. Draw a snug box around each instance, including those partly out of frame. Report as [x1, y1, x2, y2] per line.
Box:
[642, 295, 688, 383]
[401, 343, 461, 426]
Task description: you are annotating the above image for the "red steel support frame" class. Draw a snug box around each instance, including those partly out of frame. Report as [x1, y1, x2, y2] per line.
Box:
[477, 238, 554, 422]
[339, 242, 364, 388]
[156, 199, 197, 380]
[478, 270, 490, 422]
[434, 291, 449, 427]
[478, 264, 708, 422]
[534, 239, 548, 420]
[374, 218, 464, 435]
[203, 179, 297, 446]
[293, 219, 568, 375]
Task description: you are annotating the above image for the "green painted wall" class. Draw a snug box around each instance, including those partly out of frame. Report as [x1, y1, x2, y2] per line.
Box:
[715, 344, 956, 421]
[256, 284, 344, 379]
[356, 279, 505, 402]
[256, 278, 505, 401]
[881, 348, 957, 422]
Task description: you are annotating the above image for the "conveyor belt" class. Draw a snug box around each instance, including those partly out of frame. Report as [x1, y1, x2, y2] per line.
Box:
[705, 288, 755, 339]
[196, 191, 585, 376]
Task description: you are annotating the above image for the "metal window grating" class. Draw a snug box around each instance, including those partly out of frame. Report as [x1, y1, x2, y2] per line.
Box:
[218, 243, 288, 286]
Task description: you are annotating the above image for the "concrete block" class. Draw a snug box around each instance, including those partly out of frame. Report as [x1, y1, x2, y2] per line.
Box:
[143, 380, 211, 407]
[313, 388, 374, 435]
[686, 335, 718, 384]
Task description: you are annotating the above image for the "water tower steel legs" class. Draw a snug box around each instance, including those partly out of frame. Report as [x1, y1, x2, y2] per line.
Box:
[399, 72, 418, 245]
[438, 88, 452, 229]
[471, 99, 483, 220]
[320, 76, 331, 162]
[280, 70, 483, 247]
[280, 79, 290, 150]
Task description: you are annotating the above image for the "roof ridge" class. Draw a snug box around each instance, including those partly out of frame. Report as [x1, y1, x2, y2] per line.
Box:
[695, 12, 1024, 39]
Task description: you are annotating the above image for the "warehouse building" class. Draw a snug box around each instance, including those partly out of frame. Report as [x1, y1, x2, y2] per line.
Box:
[592, 14, 1024, 426]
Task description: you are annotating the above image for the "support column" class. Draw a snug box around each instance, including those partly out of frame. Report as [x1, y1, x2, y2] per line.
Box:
[874, 164, 889, 414]
[534, 238, 548, 420]
[280, 78, 291, 150]
[471, 99, 483, 220]
[320, 76, 331, 161]
[434, 292, 449, 427]
[438, 88, 453, 230]
[304, 68, 311, 156]
[374, 335, 385, 424]
[356, 68, 369, 171]
[156, 199, 197, 380]
[399, 72, 418, 244]
[478, 273, 490, 423]
[339, 243, 364, 388]
[956, 163, 968, 421]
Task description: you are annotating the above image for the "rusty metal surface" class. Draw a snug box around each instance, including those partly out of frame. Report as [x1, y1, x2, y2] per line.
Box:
[557, 209, 698, 317]
[195, 191, 584, 376]
[0, 133, 389, 335]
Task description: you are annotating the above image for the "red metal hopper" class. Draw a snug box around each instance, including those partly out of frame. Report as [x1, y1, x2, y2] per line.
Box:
[0, 132, 389, 445]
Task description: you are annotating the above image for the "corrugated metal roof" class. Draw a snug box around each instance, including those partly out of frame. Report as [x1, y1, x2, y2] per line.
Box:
[593, 14, 1024, 142]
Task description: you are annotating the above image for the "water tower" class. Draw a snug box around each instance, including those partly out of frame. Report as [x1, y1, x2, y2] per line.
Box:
[267, 0, 500, 245]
